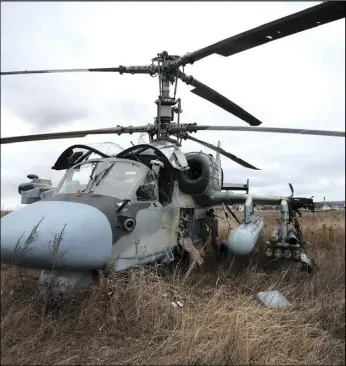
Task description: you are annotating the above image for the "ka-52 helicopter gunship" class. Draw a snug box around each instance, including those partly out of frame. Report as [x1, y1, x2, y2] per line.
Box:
[1, 1, 345, 298]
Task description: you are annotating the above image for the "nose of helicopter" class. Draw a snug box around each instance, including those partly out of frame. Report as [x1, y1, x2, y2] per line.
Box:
[0, 201, 113, 270]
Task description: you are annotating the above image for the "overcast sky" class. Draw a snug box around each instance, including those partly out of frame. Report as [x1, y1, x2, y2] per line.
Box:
[1, 1, 345, 209]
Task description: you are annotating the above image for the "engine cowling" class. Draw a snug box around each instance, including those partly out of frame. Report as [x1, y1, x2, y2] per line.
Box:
[178, 153, 212, 195]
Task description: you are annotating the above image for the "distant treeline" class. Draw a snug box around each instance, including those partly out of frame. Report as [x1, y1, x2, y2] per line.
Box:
[314, 201, 345, 208]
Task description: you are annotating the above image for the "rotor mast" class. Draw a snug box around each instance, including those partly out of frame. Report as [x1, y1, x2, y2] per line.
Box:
[152, 51, 182, 143]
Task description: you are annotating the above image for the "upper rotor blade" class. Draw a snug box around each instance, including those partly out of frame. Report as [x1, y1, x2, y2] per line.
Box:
[179, 72, 262, 126]
[185, 134, 260, 170]
[179, 1, 345, 65]
[170, 124, 345, 137]
[0, 125, 152, 144]
[1, 65, 155, 76]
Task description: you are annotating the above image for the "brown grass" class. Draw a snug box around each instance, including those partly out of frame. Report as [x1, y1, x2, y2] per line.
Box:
[1, 209, 345, 365]
[1, 209, 13, 218]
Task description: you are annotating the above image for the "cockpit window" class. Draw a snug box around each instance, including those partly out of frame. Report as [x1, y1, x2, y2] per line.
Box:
[92, 162, 142, 199]
[136, 171, 158, 201]
[57, 162, 96, 194]
[85, 142, 124, 156]
[55, 160, 145, 200]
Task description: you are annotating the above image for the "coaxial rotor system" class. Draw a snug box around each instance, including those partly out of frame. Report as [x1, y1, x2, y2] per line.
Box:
[1, 1, 345, 171]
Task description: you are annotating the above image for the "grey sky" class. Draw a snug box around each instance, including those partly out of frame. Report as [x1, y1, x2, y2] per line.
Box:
[1, 1, 345, 209]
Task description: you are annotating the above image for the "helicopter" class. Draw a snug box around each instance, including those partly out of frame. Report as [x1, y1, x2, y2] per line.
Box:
[1, 1, 345, 299]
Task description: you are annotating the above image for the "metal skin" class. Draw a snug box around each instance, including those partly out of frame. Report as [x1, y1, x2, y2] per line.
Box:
[0, 201, 113, 270]
[227, 215, 264, 256]
[1, 2, 345, 297]
[1, 141, 316, 298]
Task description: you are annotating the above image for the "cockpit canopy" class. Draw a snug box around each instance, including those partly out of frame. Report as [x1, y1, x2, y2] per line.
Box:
[52, 142, 124, 171]
[51, 141, 189, 175]
[116, 141, 189, 173]
[54, 158, 157, 202]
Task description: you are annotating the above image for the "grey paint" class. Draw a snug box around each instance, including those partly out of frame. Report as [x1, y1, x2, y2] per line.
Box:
[170, 124, 346, 137]
[114, 247, 175, 272]
[40, 188, 56, 200]
[0, 201, 113, 270]
[227, 214, 264, 255]
[211, 191, 288, 206]
[112, 204, 168, 259]
[150, 141, 189, 171]
[111, 181, 180, 265]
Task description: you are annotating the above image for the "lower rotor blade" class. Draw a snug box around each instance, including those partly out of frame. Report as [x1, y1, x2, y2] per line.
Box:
[170, 125, 345, 137]
[1, 67, 122, 76]
[179, 72, 262, 126]
[185, 134, 260, 170]
[1, 65, 154, 76]
[0, 125, 152, 144]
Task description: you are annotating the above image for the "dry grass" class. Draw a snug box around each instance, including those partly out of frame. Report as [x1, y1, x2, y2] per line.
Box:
[1, 209, 13, 218]
[1, 209, 345, 365]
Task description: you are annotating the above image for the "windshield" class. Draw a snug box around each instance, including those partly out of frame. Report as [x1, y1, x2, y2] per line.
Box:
[56, 160, 144, 199]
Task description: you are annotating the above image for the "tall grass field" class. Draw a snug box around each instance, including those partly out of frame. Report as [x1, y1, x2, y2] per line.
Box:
[1, 209, 345, 365]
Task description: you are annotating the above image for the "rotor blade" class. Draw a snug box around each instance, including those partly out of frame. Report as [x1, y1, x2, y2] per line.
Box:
[170, 124, 345, 137]
[0, 125, 152, 144]
[179, 72, 262, 126]
[179, 1, 345, 65]
[288, 183, 294, 197]
[185, 134, 260, 170]
[1, 65, 155, 76]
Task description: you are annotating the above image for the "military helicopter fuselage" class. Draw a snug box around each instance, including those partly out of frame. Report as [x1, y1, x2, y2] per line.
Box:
[1, 139, 315, 298]
[1, 140, 281, 296]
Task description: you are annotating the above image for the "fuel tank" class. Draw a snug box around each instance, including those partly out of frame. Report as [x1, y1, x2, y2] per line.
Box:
[226, 215, 264, 256]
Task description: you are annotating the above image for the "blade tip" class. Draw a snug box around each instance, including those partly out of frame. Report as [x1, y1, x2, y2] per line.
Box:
[250, 121, 262, 126]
